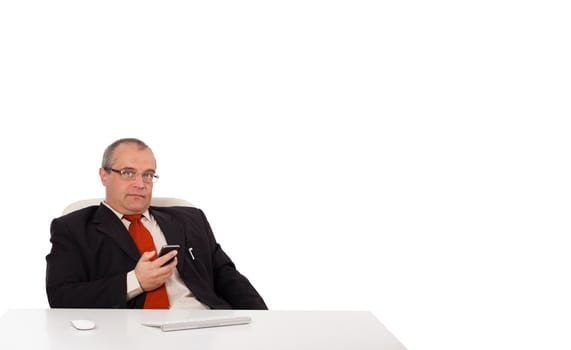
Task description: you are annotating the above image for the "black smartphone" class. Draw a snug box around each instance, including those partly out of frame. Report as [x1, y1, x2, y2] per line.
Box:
[158, 244, 180, 266]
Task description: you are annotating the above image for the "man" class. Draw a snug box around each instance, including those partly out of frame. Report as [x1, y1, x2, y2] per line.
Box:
[46, 138, 267, 309]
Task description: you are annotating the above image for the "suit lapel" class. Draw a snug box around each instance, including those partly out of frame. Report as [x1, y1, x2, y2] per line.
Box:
[93, 205, 140, 262]
[150, 207, 191, 276]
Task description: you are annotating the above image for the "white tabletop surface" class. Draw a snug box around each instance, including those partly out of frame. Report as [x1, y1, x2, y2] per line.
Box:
[0, 309, 406, 349]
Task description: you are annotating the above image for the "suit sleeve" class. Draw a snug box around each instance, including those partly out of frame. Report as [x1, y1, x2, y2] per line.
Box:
[197, 210, 268, 310]
[45, 217, 139, 308]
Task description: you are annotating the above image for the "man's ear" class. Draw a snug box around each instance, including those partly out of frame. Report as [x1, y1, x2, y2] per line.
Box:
[99, 167, 108, 185]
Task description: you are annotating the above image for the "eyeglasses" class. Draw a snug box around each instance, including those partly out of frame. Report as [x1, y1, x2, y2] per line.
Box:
[106, 168, 159, 183]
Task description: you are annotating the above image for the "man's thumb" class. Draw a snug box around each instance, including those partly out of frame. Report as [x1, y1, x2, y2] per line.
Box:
[141, 250, 156, 260]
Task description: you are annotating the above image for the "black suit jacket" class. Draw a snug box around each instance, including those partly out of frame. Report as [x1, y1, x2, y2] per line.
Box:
[45, 204, 267, 309]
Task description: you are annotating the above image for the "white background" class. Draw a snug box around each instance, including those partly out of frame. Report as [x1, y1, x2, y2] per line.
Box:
[1, 1, 570, 349]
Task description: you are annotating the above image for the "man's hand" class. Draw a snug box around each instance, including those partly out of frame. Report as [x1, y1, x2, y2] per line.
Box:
[134, 250, 178, 291]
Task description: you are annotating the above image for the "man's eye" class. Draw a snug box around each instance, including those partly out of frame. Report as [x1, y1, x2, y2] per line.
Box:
[123, 170, 136, 177]
[142, 173, 154, 180]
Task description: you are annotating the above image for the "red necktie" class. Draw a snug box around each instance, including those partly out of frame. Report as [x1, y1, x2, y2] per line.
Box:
[123, 214, 170, 309]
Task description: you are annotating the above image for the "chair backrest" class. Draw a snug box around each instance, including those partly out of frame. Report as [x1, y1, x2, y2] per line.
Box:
[62, 197, 193, 215]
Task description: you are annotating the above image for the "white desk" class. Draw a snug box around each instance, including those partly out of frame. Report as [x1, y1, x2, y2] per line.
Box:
[0, 309, 406, 349]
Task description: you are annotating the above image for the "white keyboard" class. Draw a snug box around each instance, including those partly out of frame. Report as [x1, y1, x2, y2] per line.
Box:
[142, 316, 252, 332]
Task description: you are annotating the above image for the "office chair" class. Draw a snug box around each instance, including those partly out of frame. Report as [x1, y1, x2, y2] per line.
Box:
[62, 197, 193, 215]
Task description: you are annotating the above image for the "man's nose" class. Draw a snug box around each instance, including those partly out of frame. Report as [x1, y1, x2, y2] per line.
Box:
[132, 174, 146, 187]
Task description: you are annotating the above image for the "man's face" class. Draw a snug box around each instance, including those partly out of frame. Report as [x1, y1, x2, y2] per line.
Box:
[99, 143, 156, 215]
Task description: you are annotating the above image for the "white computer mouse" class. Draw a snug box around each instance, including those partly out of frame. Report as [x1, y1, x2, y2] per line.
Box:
[70, 319, 96, 330]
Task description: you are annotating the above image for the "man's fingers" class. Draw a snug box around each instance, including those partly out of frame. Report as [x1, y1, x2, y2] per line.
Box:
[157, 250, 178, 266]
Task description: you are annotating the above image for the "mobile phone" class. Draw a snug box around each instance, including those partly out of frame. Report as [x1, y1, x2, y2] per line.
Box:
[158, 244, 180, 266]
